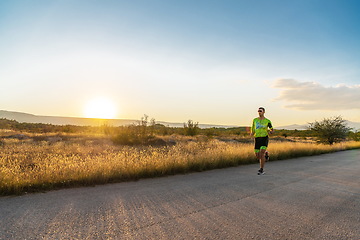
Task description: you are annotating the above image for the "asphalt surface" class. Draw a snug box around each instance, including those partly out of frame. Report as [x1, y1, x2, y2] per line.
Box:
[1, 149, 359, 240]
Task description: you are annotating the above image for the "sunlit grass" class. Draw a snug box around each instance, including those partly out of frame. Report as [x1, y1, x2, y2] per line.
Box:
[1, 137, 360, 196]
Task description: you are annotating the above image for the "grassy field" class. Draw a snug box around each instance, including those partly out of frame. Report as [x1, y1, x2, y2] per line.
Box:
[1, 133, 360, 196]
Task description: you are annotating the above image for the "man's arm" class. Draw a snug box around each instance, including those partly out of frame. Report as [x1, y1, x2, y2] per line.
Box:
[250, 119, 255, 137]
[268, 121, 274, 134]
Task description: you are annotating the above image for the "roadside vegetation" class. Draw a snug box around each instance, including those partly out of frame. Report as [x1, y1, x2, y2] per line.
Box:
[1, 116, 359, 196]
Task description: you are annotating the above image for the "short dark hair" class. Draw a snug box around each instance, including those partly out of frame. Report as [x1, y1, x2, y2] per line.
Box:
[259, 107, 265, 112]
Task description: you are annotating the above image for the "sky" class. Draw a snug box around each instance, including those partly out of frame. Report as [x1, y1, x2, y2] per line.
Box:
[1, 0, 360, 127]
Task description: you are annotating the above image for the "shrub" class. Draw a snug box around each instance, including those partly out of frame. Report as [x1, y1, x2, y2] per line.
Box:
[111, 115, 156, 146]
[309, 116, 351, 145]
[349, 131, 360, 141]
[111, 126, 140, 145]
[184, 120, 199, 136]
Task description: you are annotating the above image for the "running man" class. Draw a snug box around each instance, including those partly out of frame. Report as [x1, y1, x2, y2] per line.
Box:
[250, 107, 274, 175]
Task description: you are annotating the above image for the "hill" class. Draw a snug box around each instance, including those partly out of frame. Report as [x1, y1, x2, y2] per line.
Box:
[2, 110, 359, 130]
[0, 110, 137, 127]
[0, 110, 236, 128]
[276, 121, 360, 131]
[275, 124, 308, 130]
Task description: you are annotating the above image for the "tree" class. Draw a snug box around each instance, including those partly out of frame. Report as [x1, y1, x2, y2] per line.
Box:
[309, 116, 351, 145]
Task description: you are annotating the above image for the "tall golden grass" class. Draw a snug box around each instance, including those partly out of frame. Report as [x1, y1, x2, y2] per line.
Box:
[1, 137, 360, 195]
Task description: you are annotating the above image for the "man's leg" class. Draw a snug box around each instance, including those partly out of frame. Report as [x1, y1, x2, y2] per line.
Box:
[259, 148, 266, 169]
[255, 149, 260, 162]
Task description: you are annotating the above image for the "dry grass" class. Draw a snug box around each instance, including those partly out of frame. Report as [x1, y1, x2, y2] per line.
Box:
[1, 135, 360, 196]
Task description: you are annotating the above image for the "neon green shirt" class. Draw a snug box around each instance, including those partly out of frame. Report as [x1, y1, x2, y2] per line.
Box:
[251, 117, 273, 137]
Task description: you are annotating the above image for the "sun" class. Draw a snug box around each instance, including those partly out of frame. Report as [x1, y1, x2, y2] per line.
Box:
[84, 97, 117, 119]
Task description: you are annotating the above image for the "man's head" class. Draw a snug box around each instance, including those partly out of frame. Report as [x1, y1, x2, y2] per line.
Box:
[258, 107, 265, 113]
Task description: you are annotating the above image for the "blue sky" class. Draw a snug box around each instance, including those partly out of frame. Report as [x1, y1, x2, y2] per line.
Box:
[1, 0, 359, 126]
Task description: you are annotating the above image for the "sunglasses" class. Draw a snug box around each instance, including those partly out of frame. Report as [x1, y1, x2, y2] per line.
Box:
[258, 110, 264, 112]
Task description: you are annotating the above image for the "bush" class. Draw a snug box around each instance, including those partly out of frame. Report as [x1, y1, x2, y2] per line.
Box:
[309, 116, 351, 145]
[111, 115, 156, 146]
[111, 127, 139, 145]
[184, 120, 199, 136]
[349, 131, 360, 141]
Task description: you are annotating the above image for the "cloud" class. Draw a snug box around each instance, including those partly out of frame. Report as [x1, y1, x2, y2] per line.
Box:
[273, 79, 360, 110]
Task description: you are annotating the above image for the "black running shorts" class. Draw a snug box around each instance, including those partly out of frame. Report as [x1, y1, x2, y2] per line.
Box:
[254, 136, 269, 152]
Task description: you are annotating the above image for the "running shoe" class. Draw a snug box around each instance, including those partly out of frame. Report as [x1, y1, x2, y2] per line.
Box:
[257, 168, 265, 175]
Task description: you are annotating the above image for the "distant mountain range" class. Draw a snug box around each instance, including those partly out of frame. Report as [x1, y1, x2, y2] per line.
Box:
[0, 110, 236, 129]
[0, 110, 138, 127]
[1, 110, 359, 130]
[276, 121, 360, 131]
[275, 124, 308, 130]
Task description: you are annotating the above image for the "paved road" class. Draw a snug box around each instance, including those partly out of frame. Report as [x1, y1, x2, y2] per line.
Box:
[1, 150, 359, 240]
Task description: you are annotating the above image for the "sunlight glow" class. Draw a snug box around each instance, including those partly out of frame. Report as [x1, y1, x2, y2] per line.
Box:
[84, 97, 117, 119]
